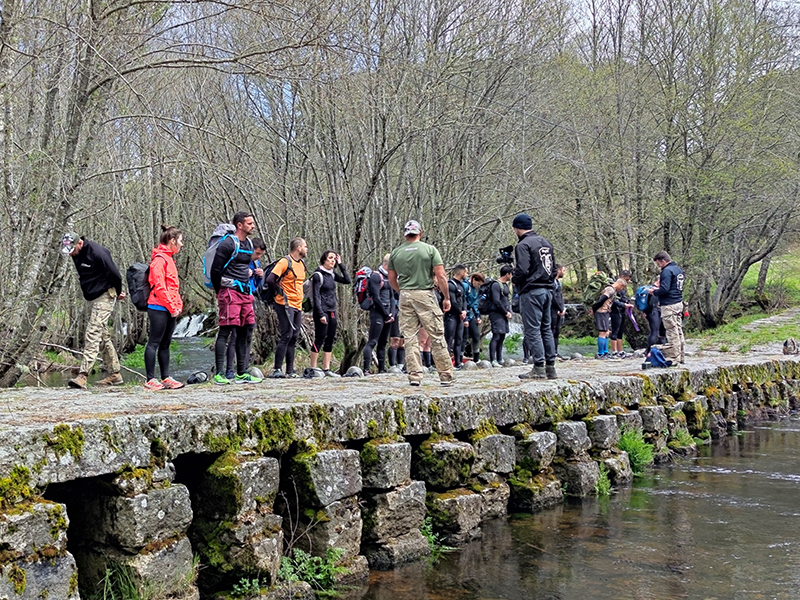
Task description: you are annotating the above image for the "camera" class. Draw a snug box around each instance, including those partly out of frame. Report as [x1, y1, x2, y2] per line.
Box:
[496, 245, 514, 265]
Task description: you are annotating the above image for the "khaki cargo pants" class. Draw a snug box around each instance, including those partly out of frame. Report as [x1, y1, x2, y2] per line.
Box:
[80, 289, 121, 375]
[399, 289, 453, 384]
[659, 301, 685, 364]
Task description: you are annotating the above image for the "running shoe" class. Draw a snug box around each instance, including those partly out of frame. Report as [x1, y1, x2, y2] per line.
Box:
[270, 369, 285, 379]
[234, 373, 263, 384]
[161, 376, 185, 390]
[144, 378, 165, 391]
[213, 373, 231, 385]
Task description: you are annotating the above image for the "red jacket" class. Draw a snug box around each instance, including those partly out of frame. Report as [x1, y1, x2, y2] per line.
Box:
[147, 244, 183, 315]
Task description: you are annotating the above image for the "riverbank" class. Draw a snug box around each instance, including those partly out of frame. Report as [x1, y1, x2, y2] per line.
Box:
[0, 353, 797, 599]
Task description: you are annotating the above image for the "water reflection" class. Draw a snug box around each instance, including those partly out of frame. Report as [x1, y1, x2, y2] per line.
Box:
[361, 419, 800, 600]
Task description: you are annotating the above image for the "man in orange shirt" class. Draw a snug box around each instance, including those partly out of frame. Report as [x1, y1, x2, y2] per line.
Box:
[266, 237, 308, 378]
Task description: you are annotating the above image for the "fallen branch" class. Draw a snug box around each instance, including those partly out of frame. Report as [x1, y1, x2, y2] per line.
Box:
[39, 342, 146, 380]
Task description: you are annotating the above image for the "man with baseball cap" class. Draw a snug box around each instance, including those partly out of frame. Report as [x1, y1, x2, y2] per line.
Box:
[61, 232, 125, 389]
[387, 220, 453, 386]
[511, 214, 558, 380]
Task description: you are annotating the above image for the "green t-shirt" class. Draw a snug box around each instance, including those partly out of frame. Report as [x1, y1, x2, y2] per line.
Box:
[388, 240, 444, 290]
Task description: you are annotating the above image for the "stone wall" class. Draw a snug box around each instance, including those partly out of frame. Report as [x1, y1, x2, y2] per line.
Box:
[0, 359, 797, 598]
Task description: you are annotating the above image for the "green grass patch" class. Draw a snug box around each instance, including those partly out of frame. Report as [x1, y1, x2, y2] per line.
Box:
[741, 252, 800, 307]
[617, 429, 654, 476]
[420, 516, 455, 564]
[693, 313, 800, 353]
[595, 463, 612, 496]
[278, 547, 348, 595]
[503, 333, 523, 354]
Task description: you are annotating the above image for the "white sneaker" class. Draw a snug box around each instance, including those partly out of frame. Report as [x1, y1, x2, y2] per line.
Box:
[491, 360, 502, 368]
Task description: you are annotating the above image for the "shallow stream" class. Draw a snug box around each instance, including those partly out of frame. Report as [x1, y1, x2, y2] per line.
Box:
[362, 419, 800, 600]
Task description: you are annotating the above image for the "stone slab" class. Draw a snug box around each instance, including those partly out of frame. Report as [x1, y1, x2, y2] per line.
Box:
[362, 529, 431, 570]
[0, 553, 79, 600]
[291, 495, 362, 559]
[361, 441, 411, 490]
[555, 421, 591, 456]
[472, 434, 515, 474]
[427, 489, 483, 545]
[361, 480, 426, 542]
[515, 431, 557, 471]
[290, 448, 362, 507]
[196, 453, 280, 519]
[413, 438, 475, 490]
[0, 500, 69, 557]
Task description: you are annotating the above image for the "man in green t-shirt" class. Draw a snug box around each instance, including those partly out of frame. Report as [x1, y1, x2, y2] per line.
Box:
[388, 220, 453, 387]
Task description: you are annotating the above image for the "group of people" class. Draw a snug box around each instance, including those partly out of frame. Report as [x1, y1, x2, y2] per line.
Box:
[60, 210, 686, 391]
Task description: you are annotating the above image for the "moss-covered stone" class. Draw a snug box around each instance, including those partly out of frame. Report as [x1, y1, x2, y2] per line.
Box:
[43, 424, 84, 460]
[0, 466, 33, 508]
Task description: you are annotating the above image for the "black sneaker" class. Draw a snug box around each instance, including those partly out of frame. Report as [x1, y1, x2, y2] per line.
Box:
[270, 369, 285, 379]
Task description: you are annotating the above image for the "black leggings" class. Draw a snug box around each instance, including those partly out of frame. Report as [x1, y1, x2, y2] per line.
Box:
[216, 323, 254, 376]
[146, 309, 176, 380]
[313, 311, 338, 353]
[225, 327, 254, 375]
[490, 332, 505, 363]
[610, 310, 624, 341]
[550, 310, 562, 353]
[275, 304, 303, 373]
[444, 313, 464, 366]
[645, 307, 662, 354]
[363, 310, 391, 372]
[463, 319, 481, 360]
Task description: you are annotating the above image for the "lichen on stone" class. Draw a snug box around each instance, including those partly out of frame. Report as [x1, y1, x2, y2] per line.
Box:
[43, 424, 84, 460]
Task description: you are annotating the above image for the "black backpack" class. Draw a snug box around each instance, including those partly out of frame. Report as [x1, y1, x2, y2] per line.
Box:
[477, 280, 497, 315]
[258, 256, 305, 307]
[126, 263, 151, 312]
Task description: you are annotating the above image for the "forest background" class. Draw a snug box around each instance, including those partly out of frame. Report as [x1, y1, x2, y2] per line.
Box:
[0, 0, 798, 385]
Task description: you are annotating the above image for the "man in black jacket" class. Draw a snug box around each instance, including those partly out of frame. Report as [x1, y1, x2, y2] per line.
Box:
[511, 214, 557, 380]
[61, 232, 125, 389]
[651, 251, 686, 364]
[443, 264, 467, 368]
[363, 254, 394, 373]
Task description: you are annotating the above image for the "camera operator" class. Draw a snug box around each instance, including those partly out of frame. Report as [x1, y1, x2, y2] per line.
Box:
[511, 213, 558, 380]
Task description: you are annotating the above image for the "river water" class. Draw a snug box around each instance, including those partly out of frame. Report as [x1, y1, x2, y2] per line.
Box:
[362, 419, 800, 600]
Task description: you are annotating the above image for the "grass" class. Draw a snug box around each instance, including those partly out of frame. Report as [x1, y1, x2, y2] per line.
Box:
[617, 428, 654, 476]
[741, 251, 800, 307]
[694, 313, 800, 353]
[595, 464, 612, 496]
[420, 516, 455, 564]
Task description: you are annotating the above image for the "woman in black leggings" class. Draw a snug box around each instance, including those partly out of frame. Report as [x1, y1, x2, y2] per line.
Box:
[309, 250, 350, 376]
[144, 225, 184, 390]
[644, 277, 662, 355]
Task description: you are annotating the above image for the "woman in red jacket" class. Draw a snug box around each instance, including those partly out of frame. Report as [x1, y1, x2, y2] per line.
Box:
[144, 226, 185, 390]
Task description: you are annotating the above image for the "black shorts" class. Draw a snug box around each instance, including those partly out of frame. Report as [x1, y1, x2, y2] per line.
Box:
[389, 316, 402, 338]
[594, 311, 611, 333]
[489, 311, 509, 335]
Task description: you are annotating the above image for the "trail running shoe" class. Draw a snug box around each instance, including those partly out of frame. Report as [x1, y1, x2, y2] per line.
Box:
[270, 369, 285, 379]
[213, 373, 231, 385]
[144, 378, 165, 391]
[234, 373, 263, 384]
[161, 376, 185, 390]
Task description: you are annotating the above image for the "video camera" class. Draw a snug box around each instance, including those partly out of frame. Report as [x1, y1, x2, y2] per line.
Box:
[496, 245, 514, 265]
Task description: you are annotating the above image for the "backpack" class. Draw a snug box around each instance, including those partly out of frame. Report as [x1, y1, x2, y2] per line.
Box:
[446, 278, 464, 313]
[201, 223, 237, 288]
[477, 280, 497, 315]
[646, 346, 671, 368]
[259, 256, 303, 307]
[302, 271, 322, 313]
[354, 267, 382, 310]
[635, 285, 653, 311]
[582, 271, 610, 306]
[126, 262, 151, 312]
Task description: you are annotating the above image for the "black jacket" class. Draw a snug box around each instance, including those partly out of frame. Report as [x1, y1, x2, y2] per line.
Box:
[512, 231, 556, 294]
[71, 239, 123, 301]
[550, 279, 565, 314]
[447, 278, 465, 315]
[491, 280, 511, 314]
[611, 288, 630, 314]
[311, 265, 351, 319]
[210, 235, 254, 294]
[369, 268, 393, 318]
[654, 262, 685, 306]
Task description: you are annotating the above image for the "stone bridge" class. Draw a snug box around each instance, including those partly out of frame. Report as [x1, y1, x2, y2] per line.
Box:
[1, 354, 798, 599]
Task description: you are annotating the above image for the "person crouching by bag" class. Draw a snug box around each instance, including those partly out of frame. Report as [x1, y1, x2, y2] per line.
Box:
[144, 226, 185, 390]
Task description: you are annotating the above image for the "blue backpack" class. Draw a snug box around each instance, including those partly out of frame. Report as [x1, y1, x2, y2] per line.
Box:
[635, 285, 652, 311]
[646, 347, 671, 368]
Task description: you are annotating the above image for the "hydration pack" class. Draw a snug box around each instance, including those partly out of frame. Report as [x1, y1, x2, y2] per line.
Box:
[354, 267, 382, 310]
[582, 271, 610, 306]
[635, 285, 653, 311]
[126, 262, 151, 312]
[646, 346, 671, 368]
[259, 256, 303, 307]
[477, 280, 497, 314]
[302, 271, 322, 313]
[201, 224, 237, 288]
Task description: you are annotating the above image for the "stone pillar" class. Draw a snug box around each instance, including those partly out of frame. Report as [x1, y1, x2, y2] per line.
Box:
[414, 436, 481, 545]
[0, 498, 79, 599]
[509, 427, 562, 512]
[191, 452, 282, 592]
[72, 463, 197, 599]
[470, 434, 514, 519]
[640, 405, 669, 452]
[285, 445, 369, 582]
[360, 440, 430, 568]
[588, 415, 632, 485]
[551, 421, 600, 497]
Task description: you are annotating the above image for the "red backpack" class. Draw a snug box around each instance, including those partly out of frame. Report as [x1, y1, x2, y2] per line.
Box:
[353, 266, 383, 310]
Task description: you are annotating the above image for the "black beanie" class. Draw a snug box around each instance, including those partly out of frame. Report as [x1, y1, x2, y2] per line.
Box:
[512, 213, 533, 230]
